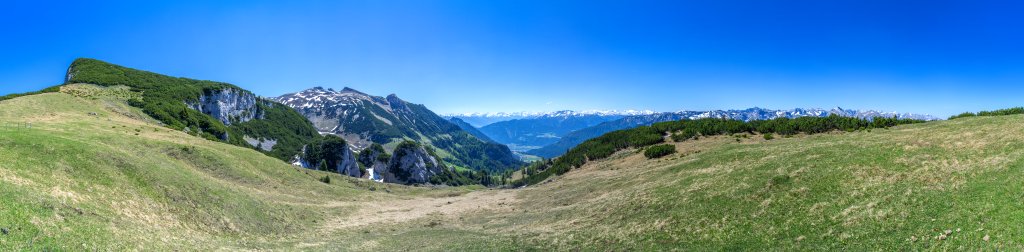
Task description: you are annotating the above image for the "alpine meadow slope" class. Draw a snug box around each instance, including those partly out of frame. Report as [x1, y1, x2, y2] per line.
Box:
[3, 89, 1023, 250]
[63, 58, 320, 161]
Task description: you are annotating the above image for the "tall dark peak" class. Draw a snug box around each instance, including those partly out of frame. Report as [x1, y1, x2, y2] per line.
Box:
[386, 94, 407, 111]
[449, 117, 495, 143]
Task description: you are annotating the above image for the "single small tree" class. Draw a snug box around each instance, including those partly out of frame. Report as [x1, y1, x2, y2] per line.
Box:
[317, 160, 328, 171]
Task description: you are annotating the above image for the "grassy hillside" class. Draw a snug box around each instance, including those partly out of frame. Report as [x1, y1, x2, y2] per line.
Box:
[65, 58, 320, 161]
[515, 116, 922, 186]
[2, 89, 1023, 250]
[0, 91, 518, 250]
[496, 115, 1023, 250]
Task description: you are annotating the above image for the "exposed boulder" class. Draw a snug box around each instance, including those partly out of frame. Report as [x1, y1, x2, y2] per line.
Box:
[381, 141, 445, 184]
[243, 135, 277, 151]
[357, 143, 390, 182]
[294, 135, 360, 177]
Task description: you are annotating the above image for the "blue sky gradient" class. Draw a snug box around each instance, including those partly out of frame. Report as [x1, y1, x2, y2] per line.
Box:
[2, 0, 1023, 117]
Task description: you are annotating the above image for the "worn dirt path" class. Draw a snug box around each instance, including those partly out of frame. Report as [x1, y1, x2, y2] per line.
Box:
[320, 189, 520, 231]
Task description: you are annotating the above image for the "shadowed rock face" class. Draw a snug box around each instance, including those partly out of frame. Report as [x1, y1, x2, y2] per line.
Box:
[293, 147, 360, 178]
[292, 136, 361, 178]
[333, 147, 360, 177]
[357, 144, 389, 182]
[381, 141, 445, 184]
[187, 88, 263, 125]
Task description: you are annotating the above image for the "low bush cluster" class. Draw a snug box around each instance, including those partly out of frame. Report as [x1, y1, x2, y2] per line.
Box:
[949, 107, 1024, 120]
[643, 144, 676, 159]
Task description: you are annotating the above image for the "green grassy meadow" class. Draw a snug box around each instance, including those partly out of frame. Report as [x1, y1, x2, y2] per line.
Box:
[1, 87, 1023, 250]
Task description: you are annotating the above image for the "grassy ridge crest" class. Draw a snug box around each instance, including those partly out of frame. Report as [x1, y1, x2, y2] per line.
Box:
[65, 58, 319, 160]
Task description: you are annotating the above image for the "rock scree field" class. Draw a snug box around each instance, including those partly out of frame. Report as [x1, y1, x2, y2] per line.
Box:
[1, 86, 1023, 250]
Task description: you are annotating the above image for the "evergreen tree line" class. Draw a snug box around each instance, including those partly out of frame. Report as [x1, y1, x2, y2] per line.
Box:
[948, 107, 1024, 120]
[510, 115, 924, 187]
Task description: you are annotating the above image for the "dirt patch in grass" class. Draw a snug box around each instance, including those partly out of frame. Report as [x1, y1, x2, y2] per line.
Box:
[321, 189, 519, 230]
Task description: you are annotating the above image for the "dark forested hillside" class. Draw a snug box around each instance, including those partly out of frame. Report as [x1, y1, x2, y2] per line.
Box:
[449, 117, 495, 143]
[477, 113, 622, 152]
[526, 113, 690, 158]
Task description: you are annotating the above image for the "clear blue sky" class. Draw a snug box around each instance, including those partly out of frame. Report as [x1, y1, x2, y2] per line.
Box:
[2, 0, 1023, 117]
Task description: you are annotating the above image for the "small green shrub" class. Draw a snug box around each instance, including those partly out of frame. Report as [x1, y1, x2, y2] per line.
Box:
[769, 174, 791, 188]
[319, 175, 331, 184]
[671, 128, 698, 142]
[763, 133, 774, 140]
[644, 144, 677, 159]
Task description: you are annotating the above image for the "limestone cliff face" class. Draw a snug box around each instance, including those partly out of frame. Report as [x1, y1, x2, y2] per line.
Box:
[356, 144, 389, 182]
[380, 141, 445, 184]
[333, 147, 361, 177]
[292, 146, 360, 178]
[187, 88, 263, 125]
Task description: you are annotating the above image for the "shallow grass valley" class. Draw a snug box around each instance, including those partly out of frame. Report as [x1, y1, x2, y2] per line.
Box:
[1, 89, 1024, 250]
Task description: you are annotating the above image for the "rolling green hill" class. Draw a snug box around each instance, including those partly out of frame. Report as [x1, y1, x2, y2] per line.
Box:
[1, 89, 1023, 250]
[65, 58, 320, 161]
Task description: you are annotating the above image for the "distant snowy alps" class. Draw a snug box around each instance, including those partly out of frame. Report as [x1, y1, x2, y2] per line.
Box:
[445, 107, 938, 127]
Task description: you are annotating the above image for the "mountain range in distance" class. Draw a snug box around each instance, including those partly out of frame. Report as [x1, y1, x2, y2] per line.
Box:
[449, 107, 939, 158]
[444, 109, 657, 128]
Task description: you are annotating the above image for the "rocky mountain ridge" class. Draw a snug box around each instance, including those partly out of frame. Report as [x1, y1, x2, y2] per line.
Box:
[273, 87, 523, 172]
[444, 109, 657, 127]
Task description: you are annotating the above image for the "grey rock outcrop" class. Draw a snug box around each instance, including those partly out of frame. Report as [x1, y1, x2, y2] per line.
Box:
[187, 88, 263, 125]
[292, 136, 361, 178]
[334, 147, 361, 177]
[356, 144, 389, 182]
[380, 141, 445, 184]
[243, 135, 277, 151]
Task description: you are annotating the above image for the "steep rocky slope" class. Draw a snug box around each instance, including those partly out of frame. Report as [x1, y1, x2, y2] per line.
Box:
[448, 117, 495, 143]
[274, 87, 523, 172]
